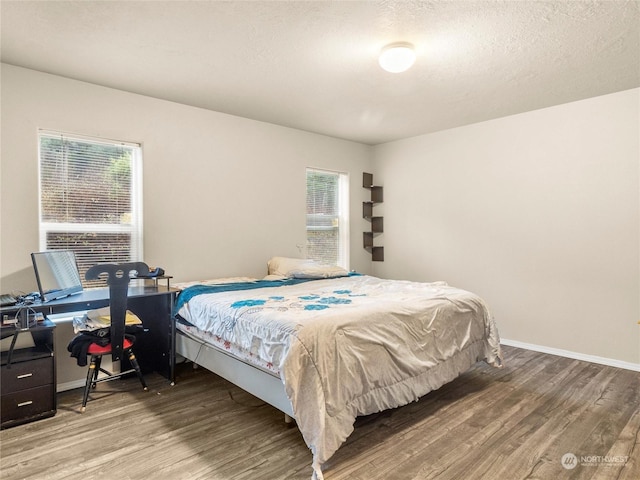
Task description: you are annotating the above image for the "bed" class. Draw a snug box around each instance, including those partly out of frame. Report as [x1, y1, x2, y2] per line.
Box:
[173, 258, 503, 479]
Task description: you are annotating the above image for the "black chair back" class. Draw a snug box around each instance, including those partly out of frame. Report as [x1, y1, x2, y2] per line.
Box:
[85, 262, 149, 362]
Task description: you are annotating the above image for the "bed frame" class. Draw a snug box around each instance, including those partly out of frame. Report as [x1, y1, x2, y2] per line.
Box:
[175, 328, 295, 419]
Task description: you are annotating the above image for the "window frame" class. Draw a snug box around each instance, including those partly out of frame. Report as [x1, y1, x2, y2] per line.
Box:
[305, 167, 350, 269]
[37, 130, 143, 285]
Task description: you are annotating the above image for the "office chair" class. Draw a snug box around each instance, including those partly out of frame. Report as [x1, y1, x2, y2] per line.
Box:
[78, 262, 149, 412]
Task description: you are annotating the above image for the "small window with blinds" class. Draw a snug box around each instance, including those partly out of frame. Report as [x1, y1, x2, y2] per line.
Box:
[306, 168, 349, 268]
[38, 131, 143, 287]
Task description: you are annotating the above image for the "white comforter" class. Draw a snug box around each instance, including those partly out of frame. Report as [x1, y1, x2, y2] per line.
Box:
[177, 275, 502, 479]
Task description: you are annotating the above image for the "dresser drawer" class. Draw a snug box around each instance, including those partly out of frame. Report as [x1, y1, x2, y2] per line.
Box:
[1, 384, 55, 424]
[1, 356, 54, 394]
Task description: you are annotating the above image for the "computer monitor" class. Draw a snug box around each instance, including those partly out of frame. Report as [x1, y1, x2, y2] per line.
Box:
[31, 250, 83, 302]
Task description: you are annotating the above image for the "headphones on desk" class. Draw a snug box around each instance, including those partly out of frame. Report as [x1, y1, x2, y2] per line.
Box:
[17, 292, 40, 306]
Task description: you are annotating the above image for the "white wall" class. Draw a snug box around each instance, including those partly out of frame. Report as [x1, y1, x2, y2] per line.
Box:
[372, 88, 640, 366]
[0, 64, 373, 294]
[2, 64, 637, 370]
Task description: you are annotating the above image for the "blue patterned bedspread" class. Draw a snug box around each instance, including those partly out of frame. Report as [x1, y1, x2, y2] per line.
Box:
[174, 278, 313, 315]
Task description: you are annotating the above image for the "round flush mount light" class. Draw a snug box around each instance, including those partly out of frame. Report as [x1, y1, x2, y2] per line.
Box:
[378, 42, 416, 73]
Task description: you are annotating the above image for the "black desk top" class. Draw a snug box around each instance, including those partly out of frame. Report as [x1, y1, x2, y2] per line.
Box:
[0, 285, 178, 316]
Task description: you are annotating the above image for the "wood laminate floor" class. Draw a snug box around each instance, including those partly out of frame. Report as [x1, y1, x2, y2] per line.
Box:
[1, 346, 638, 480]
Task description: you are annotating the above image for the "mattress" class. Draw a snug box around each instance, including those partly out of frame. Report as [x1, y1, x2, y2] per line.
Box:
[175, 315, 281, 376]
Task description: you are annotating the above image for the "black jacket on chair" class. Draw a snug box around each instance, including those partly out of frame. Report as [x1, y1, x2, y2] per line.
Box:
[67, 329, 138, 367]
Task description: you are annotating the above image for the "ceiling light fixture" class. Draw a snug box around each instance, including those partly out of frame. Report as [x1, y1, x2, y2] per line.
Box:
[378, 42, 416, 73]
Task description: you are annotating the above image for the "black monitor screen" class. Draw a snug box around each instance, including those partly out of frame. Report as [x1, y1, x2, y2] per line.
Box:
[31, 250, 83, 302]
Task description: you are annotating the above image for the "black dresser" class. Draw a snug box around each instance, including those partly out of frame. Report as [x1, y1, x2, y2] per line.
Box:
[1, 319, 56, 429]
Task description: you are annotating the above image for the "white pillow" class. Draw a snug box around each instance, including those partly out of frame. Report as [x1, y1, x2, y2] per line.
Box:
[267, 256, 349, 279]
[267, 257, 315, 276]
[290, 264, 349, 279]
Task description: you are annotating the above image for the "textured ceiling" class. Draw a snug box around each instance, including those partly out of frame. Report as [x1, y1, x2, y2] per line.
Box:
[1, 0, 639, 145]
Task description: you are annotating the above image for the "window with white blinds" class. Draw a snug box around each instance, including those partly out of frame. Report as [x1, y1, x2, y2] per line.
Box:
[38, 131, 143, 287]
[306, 168, 349, 268]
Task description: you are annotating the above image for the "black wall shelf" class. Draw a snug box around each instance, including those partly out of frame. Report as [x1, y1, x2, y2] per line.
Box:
[363, 172, 384, 262]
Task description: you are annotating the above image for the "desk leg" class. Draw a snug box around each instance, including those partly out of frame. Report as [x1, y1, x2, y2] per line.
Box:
[170, 314, 176, 386]
[127, 291, 176, 382]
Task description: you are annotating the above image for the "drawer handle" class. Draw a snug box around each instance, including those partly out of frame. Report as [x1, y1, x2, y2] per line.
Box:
[17, 400, 33, 407]
[17, 373, 33, 379]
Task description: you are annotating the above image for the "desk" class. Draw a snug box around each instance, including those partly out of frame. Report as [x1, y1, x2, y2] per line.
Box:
[0, 285, 178, 382]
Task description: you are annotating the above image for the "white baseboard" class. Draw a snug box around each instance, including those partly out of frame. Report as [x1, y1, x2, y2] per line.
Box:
[500, 338, 640, 372]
